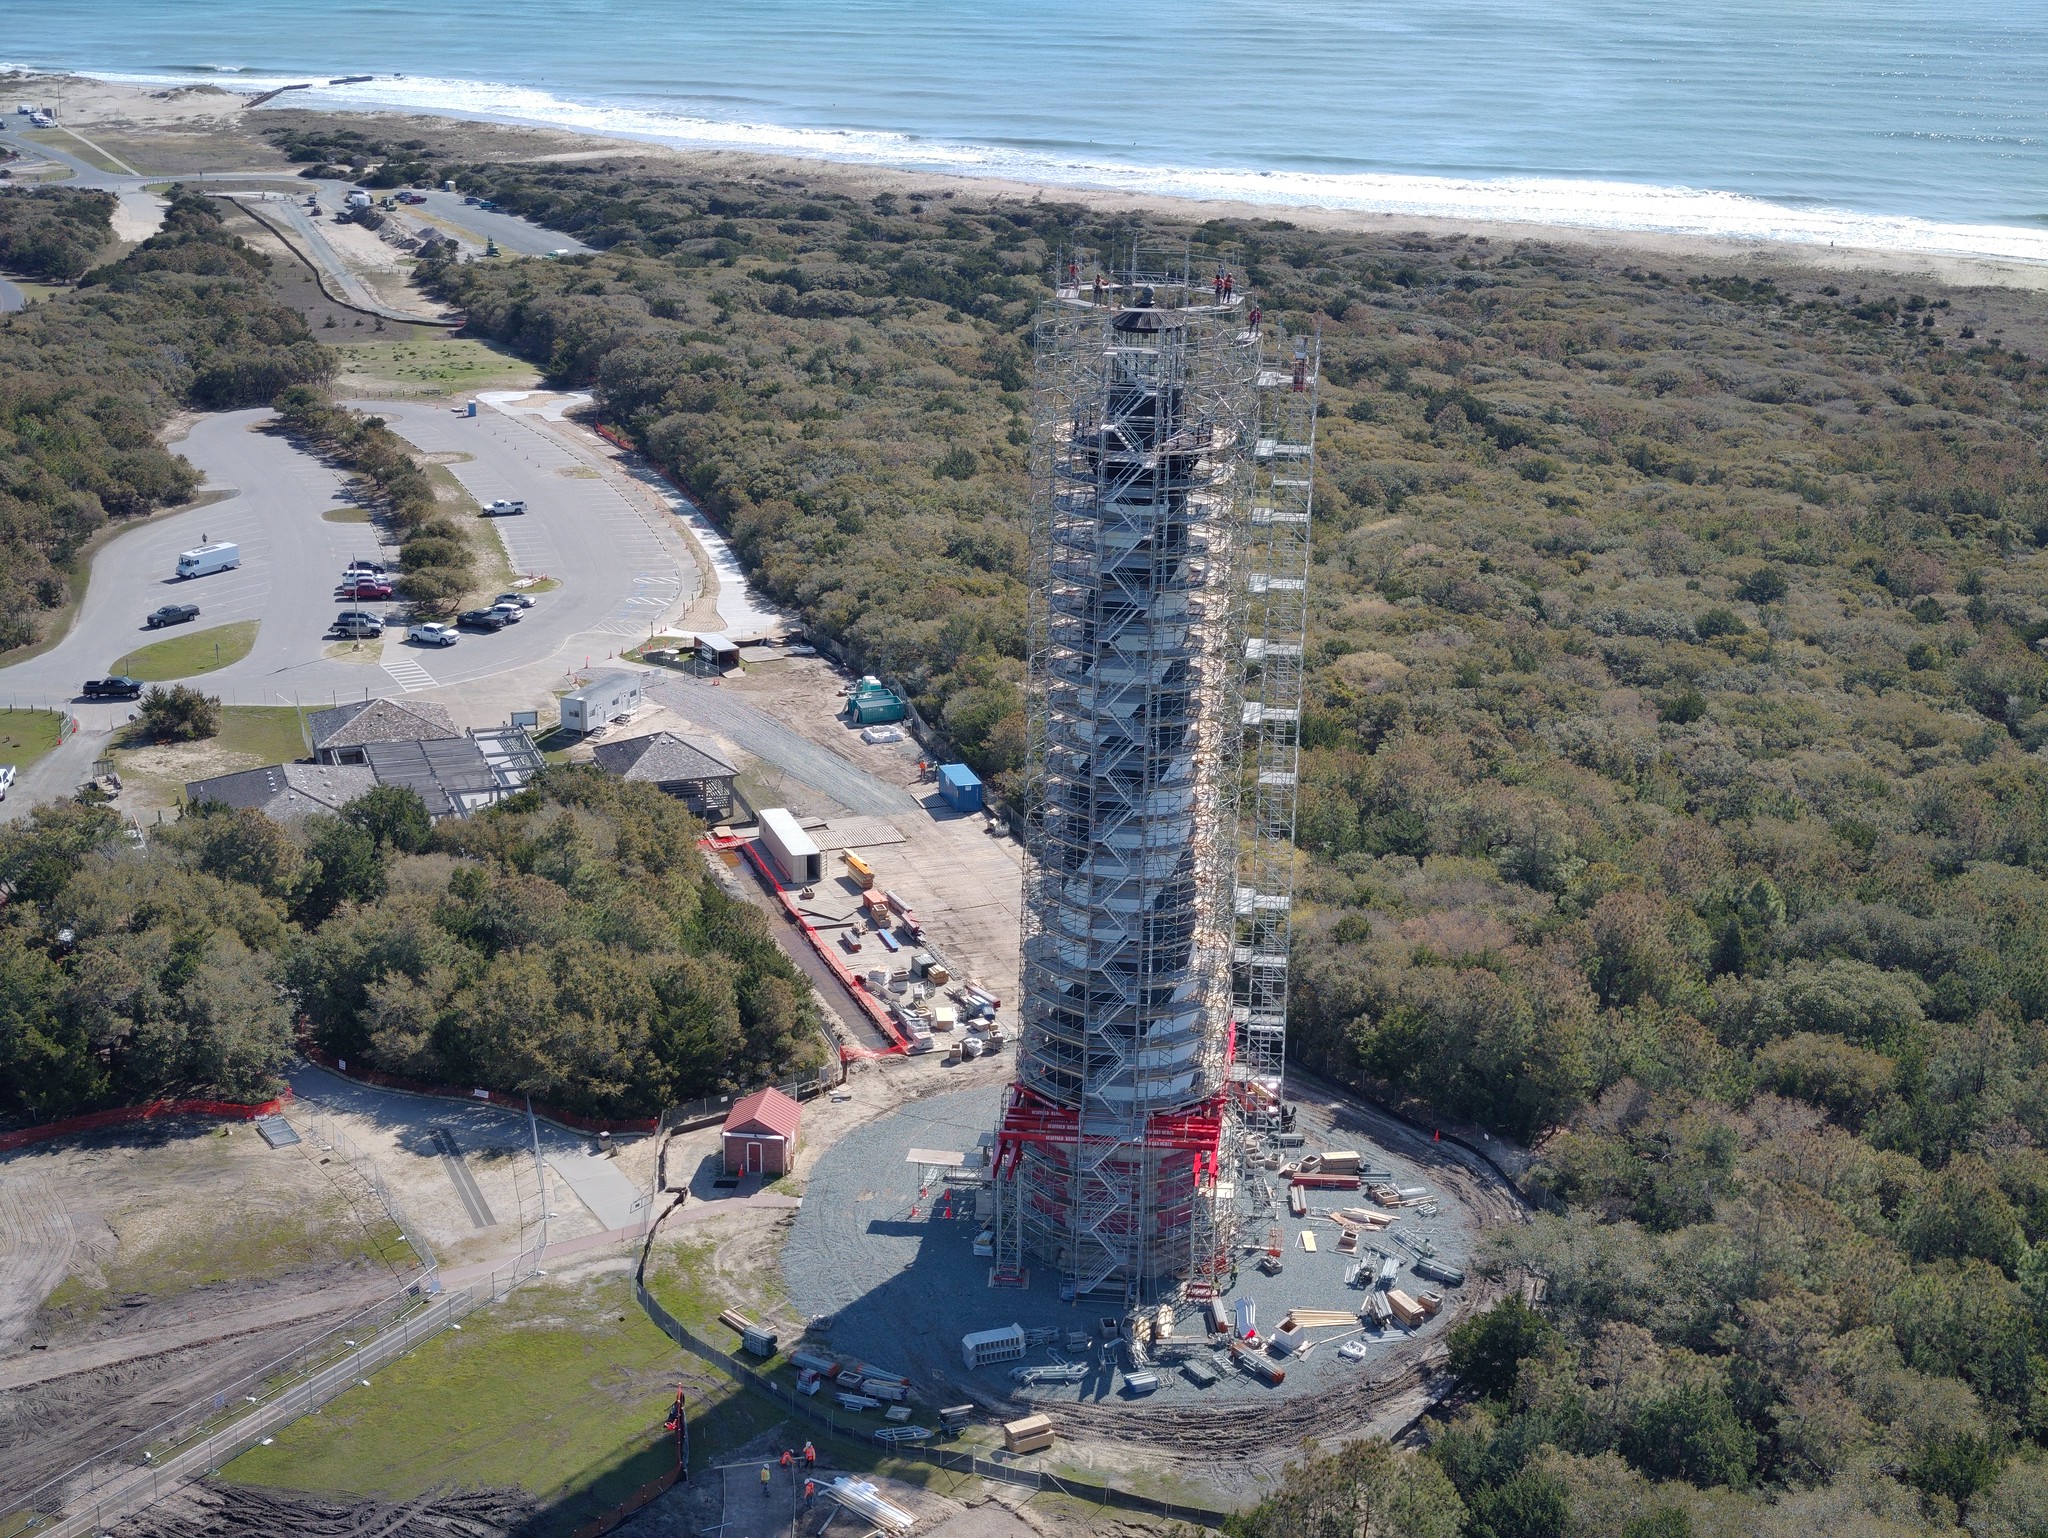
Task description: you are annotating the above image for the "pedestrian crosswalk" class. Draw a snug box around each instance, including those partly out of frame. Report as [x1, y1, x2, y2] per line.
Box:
[382, 654, 437, 693]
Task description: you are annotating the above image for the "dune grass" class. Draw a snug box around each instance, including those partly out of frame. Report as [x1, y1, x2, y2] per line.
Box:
[110, 618, 258, 680]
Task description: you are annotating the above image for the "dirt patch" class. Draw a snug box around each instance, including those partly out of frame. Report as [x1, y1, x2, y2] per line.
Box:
[0, 1118, 421, 1500]
[322, 640, 385, 664]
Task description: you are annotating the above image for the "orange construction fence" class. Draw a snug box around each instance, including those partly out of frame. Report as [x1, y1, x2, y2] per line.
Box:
[0, 1090, 293, 1152]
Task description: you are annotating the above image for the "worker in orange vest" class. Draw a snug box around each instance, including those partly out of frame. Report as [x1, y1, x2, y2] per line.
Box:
[802, 1441, 816, 1468]
[779, 1449, 793, 1470]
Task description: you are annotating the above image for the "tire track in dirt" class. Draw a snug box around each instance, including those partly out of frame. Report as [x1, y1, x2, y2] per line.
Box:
[0, 1173, 76, 1354]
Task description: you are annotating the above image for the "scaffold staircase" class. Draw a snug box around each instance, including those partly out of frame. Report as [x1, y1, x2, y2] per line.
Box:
[1231, 325, 1318, 1133]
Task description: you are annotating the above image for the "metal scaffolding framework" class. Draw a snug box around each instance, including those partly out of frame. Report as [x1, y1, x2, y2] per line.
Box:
[990, 247, 1314, 1303]
[1232, 326, 1319, 1129]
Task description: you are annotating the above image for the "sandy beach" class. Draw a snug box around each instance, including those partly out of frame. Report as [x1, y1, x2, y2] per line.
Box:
[9, 69, 2048, 296]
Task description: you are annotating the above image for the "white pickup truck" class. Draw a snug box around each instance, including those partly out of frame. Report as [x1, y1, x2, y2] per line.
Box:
[0, 764, 15, 801]
[481, 499, 527, 517]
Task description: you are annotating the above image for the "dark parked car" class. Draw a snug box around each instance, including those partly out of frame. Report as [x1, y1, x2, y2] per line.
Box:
[145, 603, 200, 629]
[457, 608, 508, 631]
[82, 676, 143, 699]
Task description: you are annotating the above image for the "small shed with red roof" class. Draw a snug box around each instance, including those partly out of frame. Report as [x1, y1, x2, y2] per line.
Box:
[722, 1086, 803, 1176]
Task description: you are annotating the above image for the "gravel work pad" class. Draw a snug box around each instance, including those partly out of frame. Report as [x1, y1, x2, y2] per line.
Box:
[780, 1081, 1509, 1442]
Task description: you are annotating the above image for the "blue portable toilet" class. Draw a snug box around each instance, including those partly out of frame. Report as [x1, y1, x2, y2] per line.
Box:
[937, 763, 982, 813]
[465, 400, 478, 418]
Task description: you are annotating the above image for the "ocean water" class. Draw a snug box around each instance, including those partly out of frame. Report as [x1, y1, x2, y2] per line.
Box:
[9, 0, 2048, 260]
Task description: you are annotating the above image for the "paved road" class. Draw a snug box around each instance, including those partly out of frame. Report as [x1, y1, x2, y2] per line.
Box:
[0, 276, 21, 313]
[0, 402, 695, 715]
[648, 674, 920, 817]
[0, 122, 586, 322]
[407, 189, 591, 257]
[367, 397, 691, 678]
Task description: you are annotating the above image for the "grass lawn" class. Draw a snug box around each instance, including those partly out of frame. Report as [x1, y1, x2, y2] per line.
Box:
[0, 708, 66, 770]
[321, 506, 373, 523]
[217, 706, 315, 762]
[222, 1272, 773, 1533]
[110, 619, 259, 681]
[23, 129, 128, 175]
[329, 338, 539, 399]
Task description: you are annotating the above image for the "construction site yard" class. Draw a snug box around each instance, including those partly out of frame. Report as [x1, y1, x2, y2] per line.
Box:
[592, 657, 1026, 1059]
[754, 1073, 1523, 1497]
[0, 1117, 426, 1504]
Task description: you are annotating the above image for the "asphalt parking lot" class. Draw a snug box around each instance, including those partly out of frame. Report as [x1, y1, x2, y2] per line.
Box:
[0, 402, 694, 711]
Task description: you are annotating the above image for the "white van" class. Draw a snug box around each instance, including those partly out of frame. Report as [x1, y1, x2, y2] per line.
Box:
[175, 543, 240, 579]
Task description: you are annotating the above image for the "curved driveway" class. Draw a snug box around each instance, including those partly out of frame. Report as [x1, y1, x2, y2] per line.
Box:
[0, 403, 693, 710]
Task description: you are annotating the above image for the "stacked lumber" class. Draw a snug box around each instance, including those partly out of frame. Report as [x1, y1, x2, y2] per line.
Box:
[1386, 1289, 1427, 1327]
[1003, 1413, 1055, 1453]
[1281, 1309, 1359, 1328]
[1292, 1172, 1362, 1190]
[717, 1307, 755, 1334]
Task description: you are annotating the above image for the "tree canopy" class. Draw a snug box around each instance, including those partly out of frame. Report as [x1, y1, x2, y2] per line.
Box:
[0, 770, 824, 1122]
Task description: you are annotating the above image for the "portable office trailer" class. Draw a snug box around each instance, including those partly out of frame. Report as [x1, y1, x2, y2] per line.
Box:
[757, 807, 822, 885]
[695, 633, 741, 672]
[937, 762, 983, 813]
[961, 1324, 1026, 1370]
[559, 671, 643, 735]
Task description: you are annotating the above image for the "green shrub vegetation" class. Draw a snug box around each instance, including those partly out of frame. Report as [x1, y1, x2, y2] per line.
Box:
[135, 682, 222, 742]
[389, 154, 2048, 1530]
[0, 768, 822, 1124]
[0, 185, 114, 280]
[272, 386, 473, 611]
[0, 188, 331, 651]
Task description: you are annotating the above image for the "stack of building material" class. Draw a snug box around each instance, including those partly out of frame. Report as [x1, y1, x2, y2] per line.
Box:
[1386, 1290, 1428, 1327]
[1334, 1206, 1396, 1230]
[826, 1477, 915, 1534]
[1281, 1309, 1359, 1329]
[1228, 1338, 1286, 1384]
[716, 1307, 755, 1334]
[1413, 1257, 1467, 1287]
[962, 1324, 1027, 1369]
[1003, 1414, 1056, 1454]
[1292, 1172, 1362, 1190]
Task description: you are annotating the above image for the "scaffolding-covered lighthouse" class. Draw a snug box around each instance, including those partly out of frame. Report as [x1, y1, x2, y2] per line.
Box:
[989, 251, 1317, 1304]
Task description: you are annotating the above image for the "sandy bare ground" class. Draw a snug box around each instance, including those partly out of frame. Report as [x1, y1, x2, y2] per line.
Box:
[10, 70, 2048, 298]
[0, 1173, 77, 1354]
[0, 1120, 424, 1501]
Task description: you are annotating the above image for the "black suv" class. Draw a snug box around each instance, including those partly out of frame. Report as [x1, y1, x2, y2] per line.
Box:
[457, 608, 508, 631]
[145, 603, 200, 629]
[82, 676, 144, 700]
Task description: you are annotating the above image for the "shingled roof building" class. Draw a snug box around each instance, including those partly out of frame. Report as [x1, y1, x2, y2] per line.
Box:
[183, 762, 377, 823]
[590, 730, 737, 817]
[307, 699, 458, 764]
